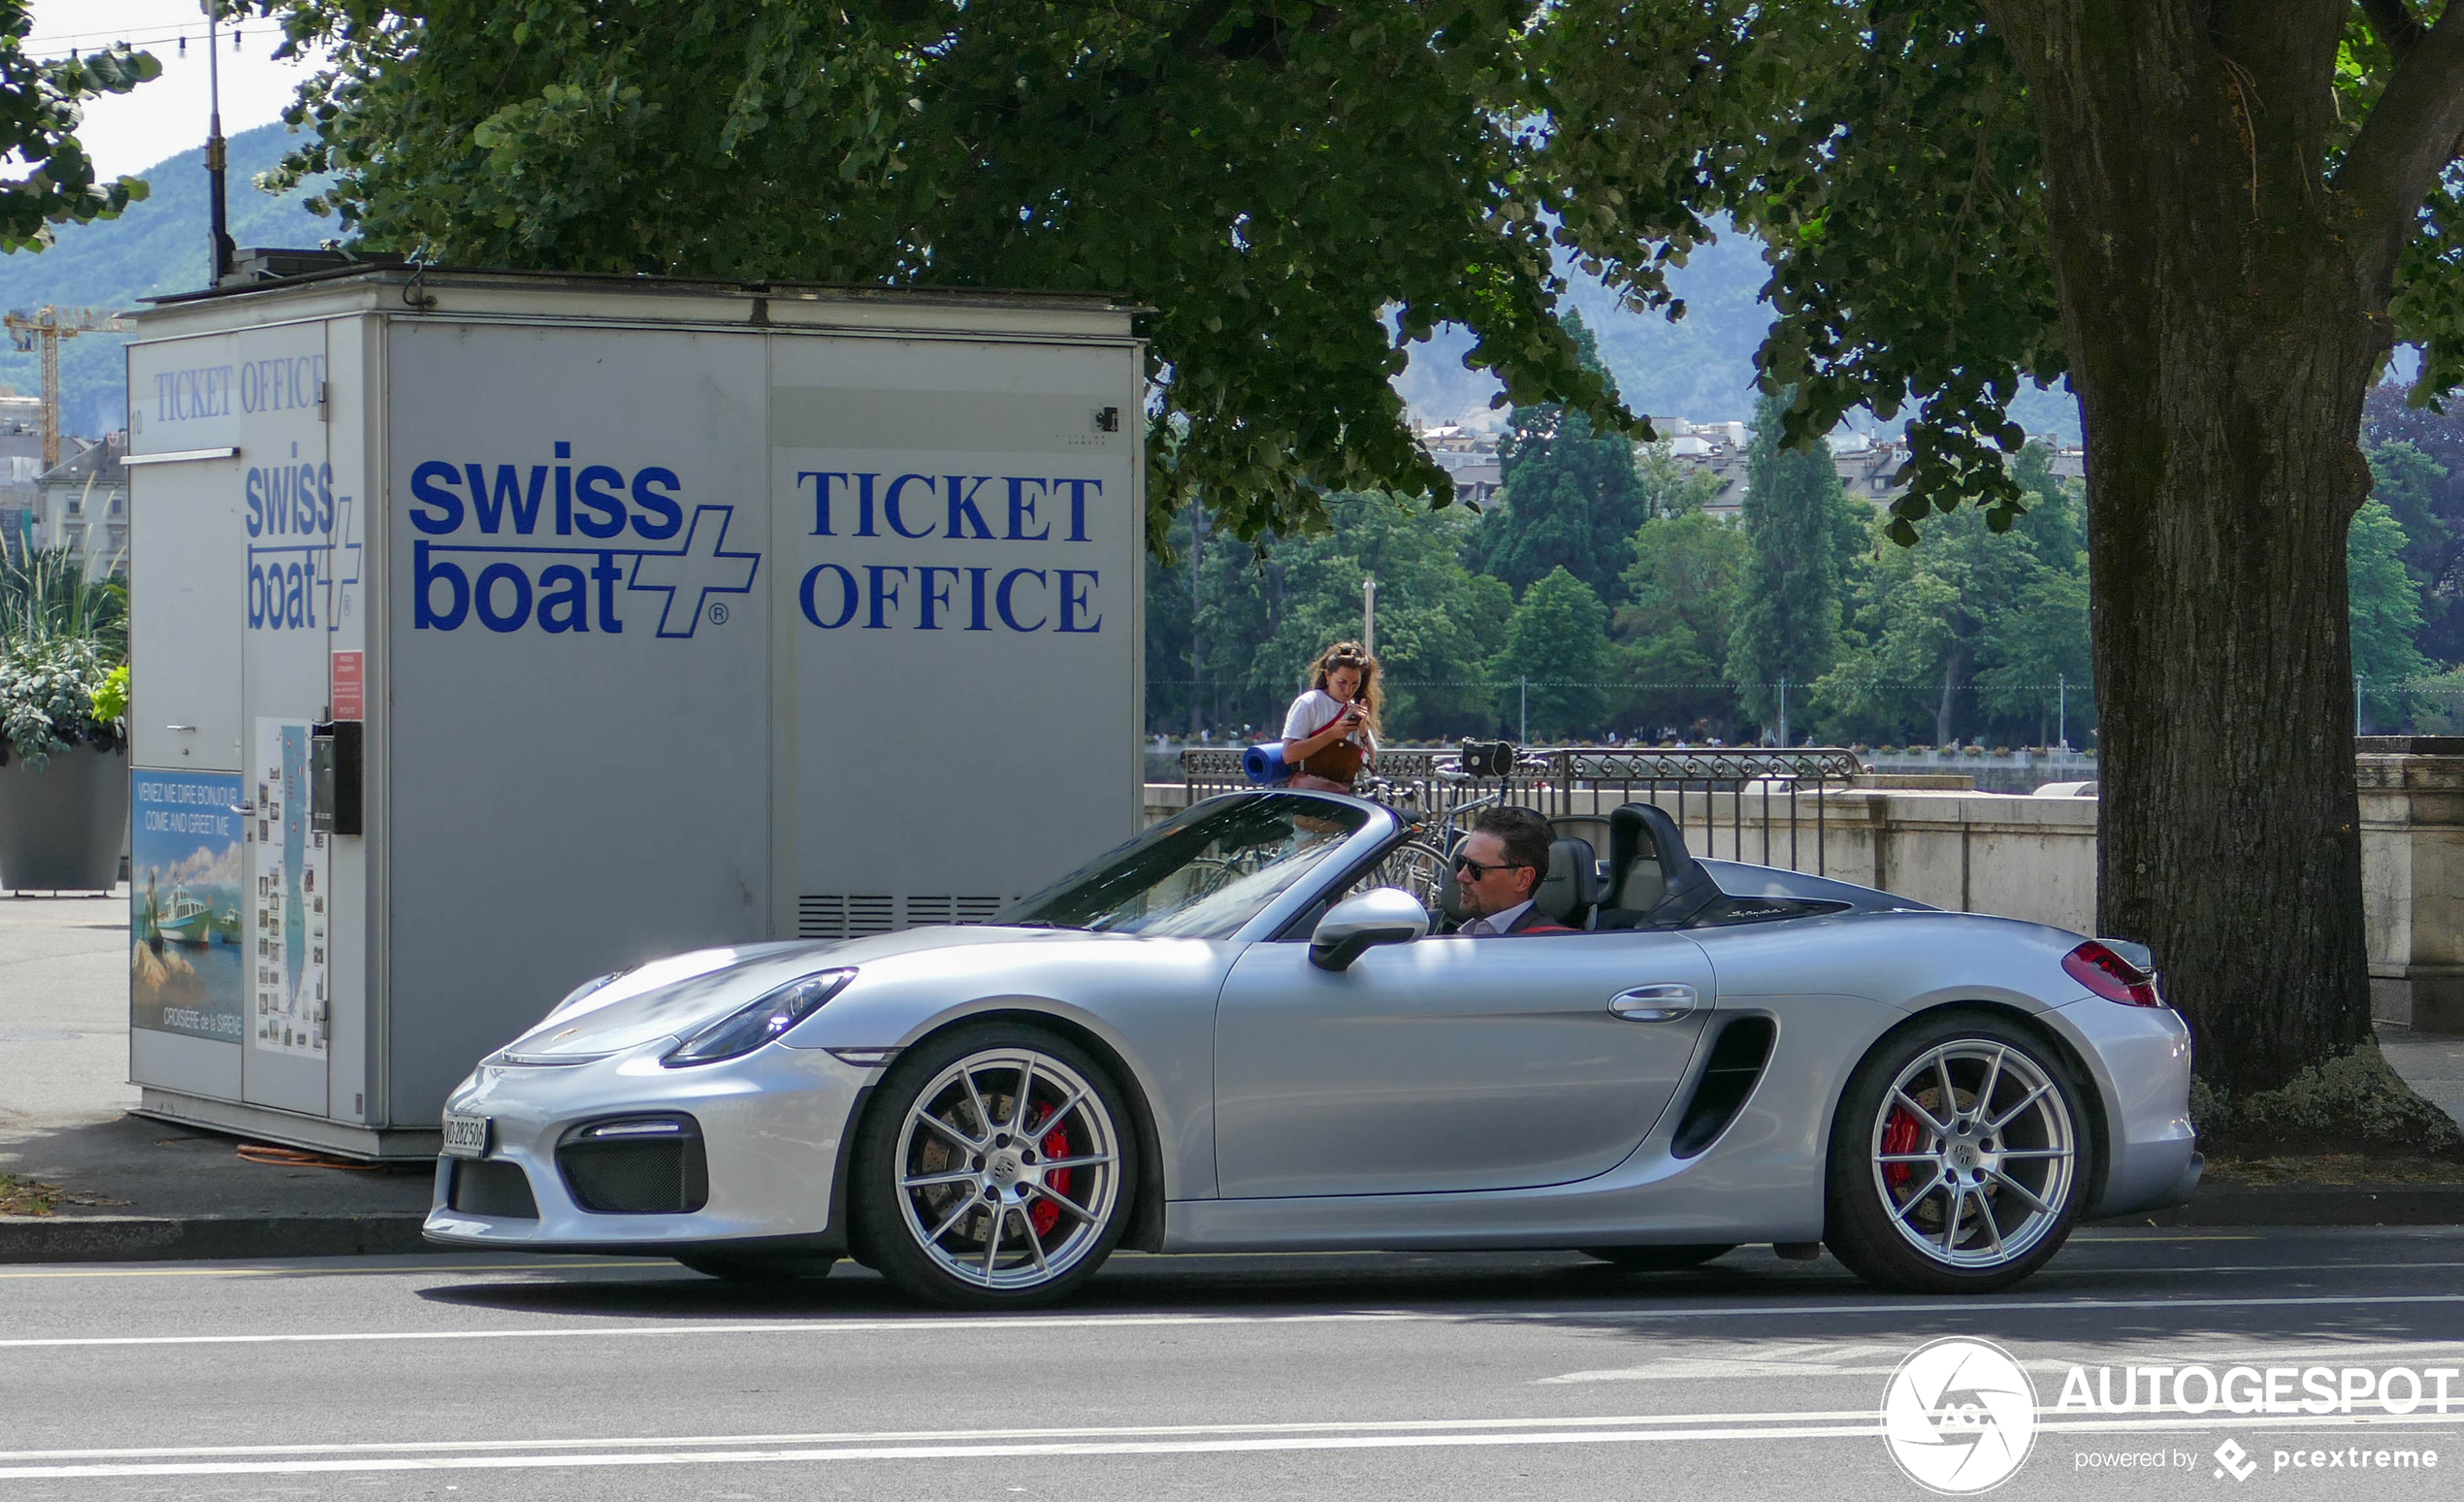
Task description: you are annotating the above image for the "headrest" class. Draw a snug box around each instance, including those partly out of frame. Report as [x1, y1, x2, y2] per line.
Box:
[1604, 802, 1685, 909]
[1535, 837, 1599, 925]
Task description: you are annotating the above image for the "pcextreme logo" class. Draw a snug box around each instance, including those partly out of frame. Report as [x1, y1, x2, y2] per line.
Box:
[1880, 1336, 2040, 1494]
[405, 442, 757, 640]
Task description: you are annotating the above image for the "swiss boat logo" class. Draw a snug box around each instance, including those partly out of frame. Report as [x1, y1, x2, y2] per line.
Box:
[405, 441, 758, 639]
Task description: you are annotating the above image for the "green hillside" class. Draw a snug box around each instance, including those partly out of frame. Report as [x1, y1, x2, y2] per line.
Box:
[0, 122, 332, 439]
[1397, 227, 2083, 441]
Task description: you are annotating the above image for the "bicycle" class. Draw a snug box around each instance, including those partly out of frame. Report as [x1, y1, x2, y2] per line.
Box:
[1354, 746, 1555, 910]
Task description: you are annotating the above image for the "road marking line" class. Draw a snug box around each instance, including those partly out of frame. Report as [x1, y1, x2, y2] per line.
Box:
[0, 1411, 1884, 1462]
[15, 1288, 2464, 1352]
[6, 1411, 2463, 1480]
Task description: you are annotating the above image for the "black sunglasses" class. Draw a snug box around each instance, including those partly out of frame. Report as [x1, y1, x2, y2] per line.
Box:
[1453, 855, 1533, 878]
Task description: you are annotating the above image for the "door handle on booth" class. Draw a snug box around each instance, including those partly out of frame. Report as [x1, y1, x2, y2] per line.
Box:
[164, 724, 196, 732]
[1609, 984, 1697, 1022]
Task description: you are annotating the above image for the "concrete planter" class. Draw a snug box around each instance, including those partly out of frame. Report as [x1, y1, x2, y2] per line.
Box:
[0, 743, 127, 892]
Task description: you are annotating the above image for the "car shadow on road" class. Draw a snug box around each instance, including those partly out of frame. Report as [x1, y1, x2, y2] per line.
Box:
[411, 1248, 1865, 1321]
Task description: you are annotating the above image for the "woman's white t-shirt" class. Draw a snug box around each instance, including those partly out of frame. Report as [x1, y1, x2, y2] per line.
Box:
[1282, 689, 1376, 752]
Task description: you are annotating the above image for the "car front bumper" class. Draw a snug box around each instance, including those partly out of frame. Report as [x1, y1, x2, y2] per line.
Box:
[423, 1042, 876, 1255]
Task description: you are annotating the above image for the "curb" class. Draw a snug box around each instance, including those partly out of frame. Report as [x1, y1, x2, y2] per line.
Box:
[2100, 1185, 2464, 1228]
[0, 1214, 444, 1264]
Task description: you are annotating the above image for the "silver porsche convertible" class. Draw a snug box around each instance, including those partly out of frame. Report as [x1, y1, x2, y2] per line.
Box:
[427, 790, 2200, 1307]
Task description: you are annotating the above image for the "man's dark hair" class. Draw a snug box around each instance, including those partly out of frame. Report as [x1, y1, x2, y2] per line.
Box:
[1474, 806, 1553, 891]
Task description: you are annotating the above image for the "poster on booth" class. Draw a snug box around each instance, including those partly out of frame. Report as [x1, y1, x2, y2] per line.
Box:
[129, 771, 245, 1041]
[249, 720, 328, 1058]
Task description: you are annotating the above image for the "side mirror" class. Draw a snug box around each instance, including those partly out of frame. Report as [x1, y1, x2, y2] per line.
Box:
[1310, 887, 1429, 971]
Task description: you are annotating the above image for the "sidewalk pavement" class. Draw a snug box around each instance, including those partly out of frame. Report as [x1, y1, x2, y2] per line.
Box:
[8, 894, 2464, 1262]
[2, 890, 435, 1260]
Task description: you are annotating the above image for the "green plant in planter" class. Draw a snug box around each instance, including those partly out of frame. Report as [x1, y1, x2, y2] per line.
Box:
[0, 637, 126, 768]
[1, 548, 129, 770]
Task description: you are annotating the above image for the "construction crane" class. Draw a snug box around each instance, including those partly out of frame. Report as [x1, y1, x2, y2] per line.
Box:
[5, 306, 135, 470]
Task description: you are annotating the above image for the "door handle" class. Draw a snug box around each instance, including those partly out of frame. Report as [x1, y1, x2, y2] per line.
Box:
[1609, 984, 1697, 1022]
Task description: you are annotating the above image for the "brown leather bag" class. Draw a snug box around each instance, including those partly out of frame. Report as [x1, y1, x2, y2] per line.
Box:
[1299, 703, 1368, 785]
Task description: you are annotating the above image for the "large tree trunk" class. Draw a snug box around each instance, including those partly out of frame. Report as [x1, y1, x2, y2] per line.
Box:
[1987, 3, 2394, 1093]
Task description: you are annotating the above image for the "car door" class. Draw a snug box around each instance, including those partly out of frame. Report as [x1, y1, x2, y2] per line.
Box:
[1212, 929, 1717, 1197]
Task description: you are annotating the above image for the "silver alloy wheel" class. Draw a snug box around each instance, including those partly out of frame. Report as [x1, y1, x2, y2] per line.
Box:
[892, 1046, 1122, 1290]
[1868, 1040, 2077, 1270]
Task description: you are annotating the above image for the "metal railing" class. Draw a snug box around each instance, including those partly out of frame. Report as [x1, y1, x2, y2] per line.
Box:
[1182, 746, 1867, 876]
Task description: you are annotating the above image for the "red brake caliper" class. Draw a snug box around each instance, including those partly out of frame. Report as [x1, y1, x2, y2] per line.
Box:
[1030, 1111, 1072, 1238]
[1882, 1106, 1923, 1191]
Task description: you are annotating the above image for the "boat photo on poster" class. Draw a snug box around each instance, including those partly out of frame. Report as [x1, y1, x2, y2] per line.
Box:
[128, 770, 245, 1042]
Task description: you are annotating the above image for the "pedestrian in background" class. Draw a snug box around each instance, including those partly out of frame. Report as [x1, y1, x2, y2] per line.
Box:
[1281, 641, 1381, 793]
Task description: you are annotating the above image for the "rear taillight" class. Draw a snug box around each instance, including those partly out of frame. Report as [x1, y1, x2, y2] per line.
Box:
[2063, 940, 2163, 1007]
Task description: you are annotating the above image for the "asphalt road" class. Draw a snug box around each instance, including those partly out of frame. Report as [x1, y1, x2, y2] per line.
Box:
[4, 1228, 2463, 1501]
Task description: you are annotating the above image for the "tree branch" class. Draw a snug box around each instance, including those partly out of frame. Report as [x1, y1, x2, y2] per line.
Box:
[2337, 0, 2464, 271]
[2359, 0, 2430, 56]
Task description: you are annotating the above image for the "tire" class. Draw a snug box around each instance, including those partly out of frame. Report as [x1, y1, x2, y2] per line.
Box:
[1825, 1010, 2089, 1294]
[850, 1022, 1138, 1310]
[1579, 1245, 1735, 1272]
[677, 1254, 837, 1283]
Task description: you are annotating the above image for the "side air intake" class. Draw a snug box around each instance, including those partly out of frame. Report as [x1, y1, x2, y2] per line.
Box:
[1670, 1017, 1777, 1159]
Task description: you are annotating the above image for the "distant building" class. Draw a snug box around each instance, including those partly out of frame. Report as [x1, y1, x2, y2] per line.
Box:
[29, 433, 128, 571]
[0, 387, 43, 561]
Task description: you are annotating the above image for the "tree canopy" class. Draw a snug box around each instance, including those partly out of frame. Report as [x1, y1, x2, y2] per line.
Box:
[262, 0, 1631, 551]
[0, 2, 156, 252]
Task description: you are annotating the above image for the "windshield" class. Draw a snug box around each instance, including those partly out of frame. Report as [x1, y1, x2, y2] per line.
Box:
[1005, 795, 1374, 938]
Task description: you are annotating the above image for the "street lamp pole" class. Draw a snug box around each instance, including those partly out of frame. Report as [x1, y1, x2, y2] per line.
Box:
[204, 2, 234, 284]
[1361, 574, 1376, 658]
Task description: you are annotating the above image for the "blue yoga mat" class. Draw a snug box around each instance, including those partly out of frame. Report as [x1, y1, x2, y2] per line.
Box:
[1243, 742, 1289, 785]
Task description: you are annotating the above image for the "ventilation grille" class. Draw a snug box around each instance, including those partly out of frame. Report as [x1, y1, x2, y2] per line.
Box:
[798, 894, 896, 939]
[799, 894, 1005, 936]
[905, 895, 1007, 928]
[1670, 1017, 1777, 1159]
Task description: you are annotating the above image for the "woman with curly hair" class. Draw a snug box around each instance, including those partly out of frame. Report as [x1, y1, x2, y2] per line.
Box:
[1281, 640, 1381, 793]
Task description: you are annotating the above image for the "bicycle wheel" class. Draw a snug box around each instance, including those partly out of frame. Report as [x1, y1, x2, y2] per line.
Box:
[1362, 839, 1448, 910]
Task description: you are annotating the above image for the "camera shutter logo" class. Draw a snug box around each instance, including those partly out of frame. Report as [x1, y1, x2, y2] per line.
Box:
[1880, 1336, 2039, 1493]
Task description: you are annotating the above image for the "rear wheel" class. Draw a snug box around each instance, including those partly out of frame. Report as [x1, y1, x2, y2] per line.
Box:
[851, 1023, 1136, 1310]
[1579, 1245, 1735, 1272]
[1825, 1011, 2087, 1293]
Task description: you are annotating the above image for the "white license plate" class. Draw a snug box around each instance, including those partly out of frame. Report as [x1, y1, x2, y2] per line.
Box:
[439, 1112, 492, 1159]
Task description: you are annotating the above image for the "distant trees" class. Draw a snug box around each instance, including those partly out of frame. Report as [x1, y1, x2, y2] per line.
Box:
[1724, 391, 1865, 735]
[1149, 409, 2460, 755]
[1494, 567, 1610, 738]
[1469, 311, 1653, 606]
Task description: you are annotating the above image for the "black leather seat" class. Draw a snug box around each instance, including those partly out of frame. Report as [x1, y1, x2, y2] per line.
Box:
[1535, 836, 1599, 929]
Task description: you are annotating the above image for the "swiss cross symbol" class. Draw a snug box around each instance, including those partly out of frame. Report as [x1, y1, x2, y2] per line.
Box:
[626, 506, 760, 637]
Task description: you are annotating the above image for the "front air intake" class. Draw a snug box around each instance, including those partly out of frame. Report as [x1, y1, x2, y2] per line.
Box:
[557, 1115, 710, 1214]
[447, 1159, 539, 1219]
[1670, 1017, 1777, 1159]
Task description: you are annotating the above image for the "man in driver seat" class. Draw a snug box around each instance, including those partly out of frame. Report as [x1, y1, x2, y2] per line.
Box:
[1453, 807, 1572, 935]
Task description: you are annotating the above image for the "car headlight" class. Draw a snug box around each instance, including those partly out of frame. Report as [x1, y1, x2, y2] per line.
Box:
[661, 969, 857, 1067]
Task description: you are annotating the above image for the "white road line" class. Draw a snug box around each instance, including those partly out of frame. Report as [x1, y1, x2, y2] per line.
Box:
[7, 1411, 2464, 1481]
[0, 1411, 1880, 1463]
[12, 1289, 2464, 1352]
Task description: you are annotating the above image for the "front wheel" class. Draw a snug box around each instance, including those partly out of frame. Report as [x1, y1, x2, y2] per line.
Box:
[1825, 1012, 2088, 1294]
[850, 1023, 1137, 1310]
